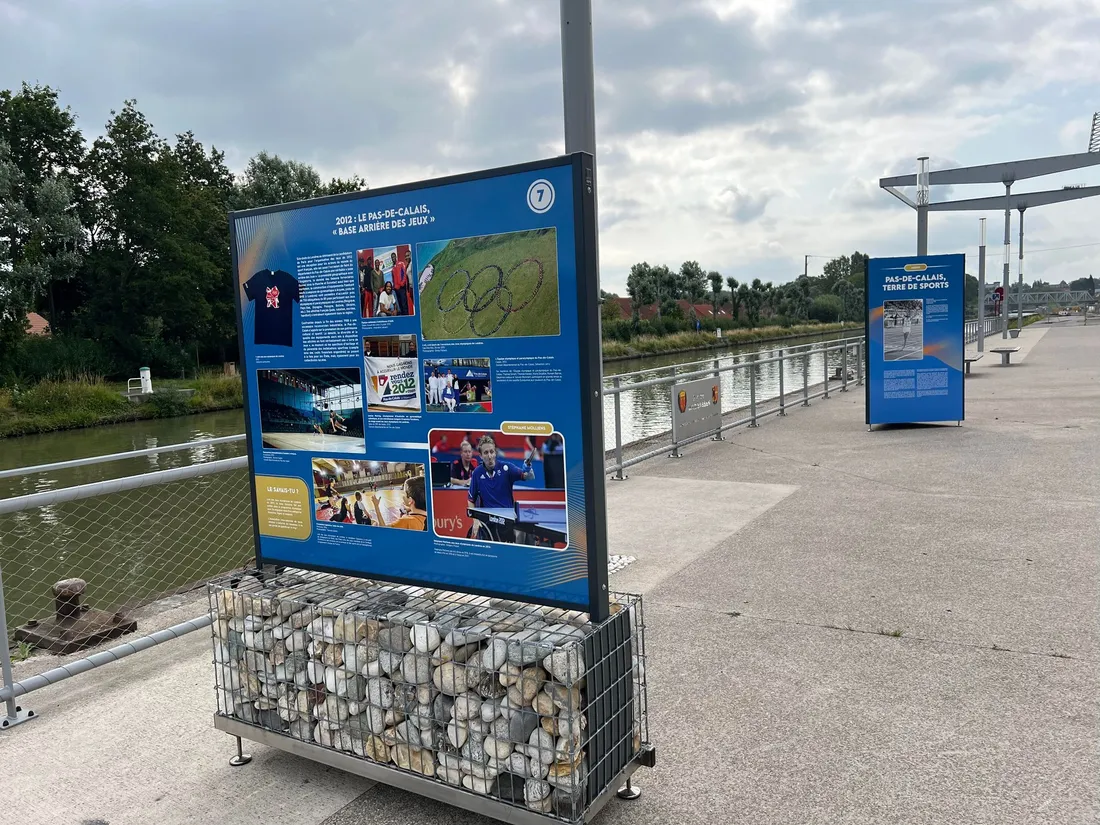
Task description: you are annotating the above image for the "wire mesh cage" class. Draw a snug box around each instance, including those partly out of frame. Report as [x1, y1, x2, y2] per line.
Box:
[209, 568, 650, 822]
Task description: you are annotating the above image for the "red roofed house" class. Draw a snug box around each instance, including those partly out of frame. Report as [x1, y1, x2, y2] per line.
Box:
[26, 312, 51, 336]
[608, 298, 733, 321]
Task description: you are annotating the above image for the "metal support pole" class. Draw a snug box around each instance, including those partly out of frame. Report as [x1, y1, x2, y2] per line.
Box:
[916, 156, 930, 255]
[802, 351, 810, 406]
[857, 340, 864, 385]
[823, 347, 830, 399]
[978, 217, 986, 352]
[1, 564, 36, 729]
[748, 356, 758, 427]
[778, 349, 786, 416]
[1017, 207, 1026, 332]
[611, 377, 626, 479]
[1002, 182, 1012, 339]
[841, 344, 849, 392]
[712, 359, 724, 440]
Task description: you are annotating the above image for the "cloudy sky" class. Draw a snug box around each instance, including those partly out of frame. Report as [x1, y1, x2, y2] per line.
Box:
[2, 0, 1098, 293]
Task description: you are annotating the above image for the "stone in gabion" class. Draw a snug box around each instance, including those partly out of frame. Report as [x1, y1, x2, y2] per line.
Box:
[393, 744, 435, 775]
[411, 623, 442, 653]
[545, 648, 584, 686]
[433, 662, 469, 695]
[378, 626, 412, 654]
[446, 720, 468, 748]
[401, 651, 433, 685]
[451, 691, 481, 722]
[462, 775, 493, 795]
[366, 676, 394, 709]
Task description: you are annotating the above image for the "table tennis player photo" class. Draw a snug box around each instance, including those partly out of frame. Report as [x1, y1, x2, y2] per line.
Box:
[427, 428, 567, 548]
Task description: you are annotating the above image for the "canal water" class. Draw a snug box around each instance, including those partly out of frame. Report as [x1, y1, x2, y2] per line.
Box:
[602, 328, 860, 449]
[1, 330, 860, 629]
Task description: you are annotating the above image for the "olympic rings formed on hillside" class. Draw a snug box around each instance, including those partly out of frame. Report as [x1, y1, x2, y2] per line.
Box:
[434, 258, 545, 337]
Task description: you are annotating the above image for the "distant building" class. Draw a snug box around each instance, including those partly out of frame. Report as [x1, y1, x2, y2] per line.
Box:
[26, 312, 51, 336]
[612, 297, 732, 320]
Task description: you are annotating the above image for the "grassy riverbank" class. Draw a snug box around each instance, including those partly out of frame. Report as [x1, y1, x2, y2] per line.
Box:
[600, 321, 863, 360]
[0, 374, 243, 438]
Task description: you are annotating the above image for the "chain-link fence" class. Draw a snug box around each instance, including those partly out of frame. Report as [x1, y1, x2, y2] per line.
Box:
[1, 459, 255, 634]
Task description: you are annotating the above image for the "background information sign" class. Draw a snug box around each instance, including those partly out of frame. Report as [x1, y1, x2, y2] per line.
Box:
[231, 154, 609, 619]
[865, 253, 965, 426]
[671, 375, 722, 444]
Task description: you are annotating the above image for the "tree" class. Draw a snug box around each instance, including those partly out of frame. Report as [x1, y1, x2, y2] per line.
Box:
[809, 294, 843, 322]
[234, 151, 365, 209]
[626, 262, 655, 321]
[600, 297, 623, 324]
[678, 260, 708, 303]
[726, 276, 740, 320]
[707, 270, 723, 316]
[736, 283, 751, 324]
[0, 139, 83, 369]
[0, 83, 86, 334]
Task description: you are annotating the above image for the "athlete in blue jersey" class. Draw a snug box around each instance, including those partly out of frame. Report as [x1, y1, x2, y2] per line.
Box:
[468, 433, 535, 542]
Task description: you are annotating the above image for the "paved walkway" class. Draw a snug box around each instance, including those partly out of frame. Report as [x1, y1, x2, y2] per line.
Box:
[3, 319, 1097, 825]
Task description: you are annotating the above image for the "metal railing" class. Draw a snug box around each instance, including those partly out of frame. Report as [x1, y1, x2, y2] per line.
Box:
[1, 446, 254, 726]
[604, 335, 865, 478]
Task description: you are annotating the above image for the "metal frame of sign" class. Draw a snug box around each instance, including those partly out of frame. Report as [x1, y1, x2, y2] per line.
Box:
[229, 153, 609, 621]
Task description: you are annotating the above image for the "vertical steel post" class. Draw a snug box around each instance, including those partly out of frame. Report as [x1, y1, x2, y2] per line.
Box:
[823, 345, 830, 399]
[857, 340, 864, 385]
[1, 564, 33, 728]
[712, 359, 724, 440]
[748, 355, 758, 427]
[916, 156, 930, 254]
[1002, 182, 1012, 338]
[802, 350, 810, 406]
[978, 217, 987, 352]
[1017, 207, 1026, 332]
[611, 377, 625, 480]
[778, 348, 786, 416]
[841, 343, 849, 392]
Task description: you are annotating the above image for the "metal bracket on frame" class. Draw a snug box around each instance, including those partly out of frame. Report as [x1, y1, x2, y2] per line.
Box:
[1, 704, 36, 730]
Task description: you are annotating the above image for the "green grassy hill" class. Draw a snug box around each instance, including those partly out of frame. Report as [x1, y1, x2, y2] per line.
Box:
[419, 229, 560, 340]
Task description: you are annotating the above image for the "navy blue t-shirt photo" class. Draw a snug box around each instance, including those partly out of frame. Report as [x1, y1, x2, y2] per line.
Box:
[243, 269, 300, 347]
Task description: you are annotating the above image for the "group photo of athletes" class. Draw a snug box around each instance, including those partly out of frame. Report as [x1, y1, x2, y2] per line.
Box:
[358, 245, 417, 318]
[311, 457, 427, 531]
[424, 357, 492, 413]
[427, 429, 566, 547]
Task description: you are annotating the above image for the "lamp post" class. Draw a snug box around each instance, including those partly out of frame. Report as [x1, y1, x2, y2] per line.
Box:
[977, 217, 986, 352]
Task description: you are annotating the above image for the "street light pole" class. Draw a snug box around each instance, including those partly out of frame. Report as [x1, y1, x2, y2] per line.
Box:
[916, 156, 929, 255]
[978, 217, 986, 352]
[1017, 206, 1026, 332]
[1002, 182, 1012, 339]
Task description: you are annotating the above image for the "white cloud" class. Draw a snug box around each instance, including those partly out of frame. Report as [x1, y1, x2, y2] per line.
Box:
[1, 0, 1098, 293]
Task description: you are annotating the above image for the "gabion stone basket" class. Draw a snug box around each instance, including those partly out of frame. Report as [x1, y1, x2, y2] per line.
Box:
[209, 568, 653, 823]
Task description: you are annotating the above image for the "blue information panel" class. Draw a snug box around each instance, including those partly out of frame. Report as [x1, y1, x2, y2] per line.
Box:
[230, 154, 608, 619]
[865, 254, 965, 426]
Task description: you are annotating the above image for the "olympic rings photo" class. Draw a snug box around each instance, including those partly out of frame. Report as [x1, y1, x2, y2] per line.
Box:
[416, 229, 560, 341]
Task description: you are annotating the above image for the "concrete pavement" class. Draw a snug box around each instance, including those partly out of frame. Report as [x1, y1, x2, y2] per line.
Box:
[3, 320, 1097, 825]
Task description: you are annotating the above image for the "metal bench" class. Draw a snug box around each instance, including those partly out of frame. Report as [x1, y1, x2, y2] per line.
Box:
[963, 353, 983, 374]
[990, 346, 1021, 366]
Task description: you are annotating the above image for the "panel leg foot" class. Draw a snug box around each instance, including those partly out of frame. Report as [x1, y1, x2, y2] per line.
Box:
[617, 779, 641, 800]
[229, 735, 252, 767]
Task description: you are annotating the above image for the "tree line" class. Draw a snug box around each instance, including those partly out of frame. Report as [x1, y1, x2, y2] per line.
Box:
[0, 82, 365, 383]
[616, 253, 870, 327]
